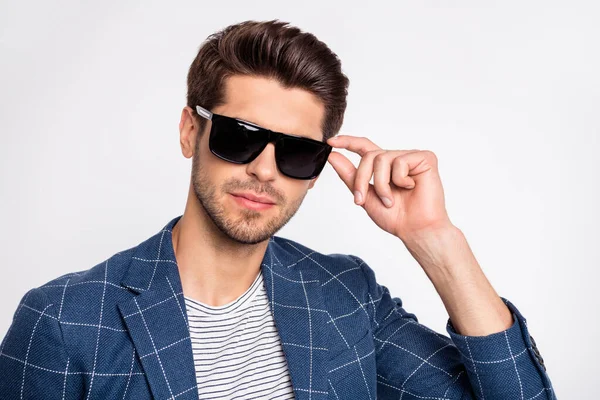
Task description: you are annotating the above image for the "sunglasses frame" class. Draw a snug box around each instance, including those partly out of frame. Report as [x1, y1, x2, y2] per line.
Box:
[195, 105, 332, 180]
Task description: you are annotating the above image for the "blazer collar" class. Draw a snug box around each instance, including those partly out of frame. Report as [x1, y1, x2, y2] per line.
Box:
[118, 216, 331, 399]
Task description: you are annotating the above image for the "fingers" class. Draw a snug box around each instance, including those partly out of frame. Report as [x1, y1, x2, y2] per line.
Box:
[355, 150, 421, 207]
[354, 150, 386, 204]
[327, 151, 357, 192]
[372, 153, 395, 207]
[327, 135, 381, 156]
[328, 135, 433, 209]
[390, 156, 417, 189]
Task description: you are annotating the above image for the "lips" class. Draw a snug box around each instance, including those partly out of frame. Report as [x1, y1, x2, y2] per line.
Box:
[230, 192, 276, 205]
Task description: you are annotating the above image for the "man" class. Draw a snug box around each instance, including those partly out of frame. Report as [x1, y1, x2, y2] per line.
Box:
[0, 19, 555, 399]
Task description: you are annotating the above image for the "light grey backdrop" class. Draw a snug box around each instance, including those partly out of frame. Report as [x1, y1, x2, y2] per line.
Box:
[1, 1, 598, 397]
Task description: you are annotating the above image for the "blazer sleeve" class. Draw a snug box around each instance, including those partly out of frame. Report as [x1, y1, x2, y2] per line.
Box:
[352, 255, 557, 400]
[0, 287, 81, 399]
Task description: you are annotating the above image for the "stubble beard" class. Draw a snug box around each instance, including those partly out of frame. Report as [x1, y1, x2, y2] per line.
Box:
[191, 147, 307, 245]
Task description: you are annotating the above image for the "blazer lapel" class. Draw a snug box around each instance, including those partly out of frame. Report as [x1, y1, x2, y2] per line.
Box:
[261, 239, 331, 399]
[117, 216, 331, 399]
[117, 217, 198, 400]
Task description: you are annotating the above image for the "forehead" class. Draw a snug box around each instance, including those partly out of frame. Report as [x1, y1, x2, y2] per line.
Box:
[215, 75, 325, 141]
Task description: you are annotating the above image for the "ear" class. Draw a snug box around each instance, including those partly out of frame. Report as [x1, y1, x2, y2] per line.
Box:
[307, 176, 319, 190]
[179, 106, 199, 159]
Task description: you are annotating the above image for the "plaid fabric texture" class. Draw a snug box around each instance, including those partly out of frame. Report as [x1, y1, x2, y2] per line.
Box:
[0, 215, 556, 399]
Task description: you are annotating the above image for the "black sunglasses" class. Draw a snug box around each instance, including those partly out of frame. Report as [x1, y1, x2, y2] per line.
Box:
[195, 105, 332, 180]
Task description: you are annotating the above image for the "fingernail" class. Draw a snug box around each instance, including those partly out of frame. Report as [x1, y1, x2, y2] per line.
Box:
[382, 197, 393, 207]
[354, 191, 363, 204]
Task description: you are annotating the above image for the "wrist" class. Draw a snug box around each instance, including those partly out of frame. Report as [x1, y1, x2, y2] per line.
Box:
[402, 225, 473, 274]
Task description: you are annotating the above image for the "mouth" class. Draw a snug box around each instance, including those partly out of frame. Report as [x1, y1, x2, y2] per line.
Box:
[230, 193, 275, 211]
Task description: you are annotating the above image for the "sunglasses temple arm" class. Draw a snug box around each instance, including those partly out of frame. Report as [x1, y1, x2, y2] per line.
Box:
[195, 105, 213, 120]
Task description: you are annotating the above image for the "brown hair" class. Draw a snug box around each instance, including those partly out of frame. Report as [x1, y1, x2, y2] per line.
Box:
[186, 19, 349, 141]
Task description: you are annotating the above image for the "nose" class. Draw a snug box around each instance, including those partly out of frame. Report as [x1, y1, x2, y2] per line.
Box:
[245, 142, 278, 182]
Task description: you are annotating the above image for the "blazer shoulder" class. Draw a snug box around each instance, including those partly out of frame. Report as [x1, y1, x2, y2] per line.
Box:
[33, 246, 137, 305]
[270, 235, 369, 280]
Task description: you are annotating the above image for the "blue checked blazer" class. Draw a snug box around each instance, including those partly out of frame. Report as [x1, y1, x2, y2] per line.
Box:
[0, 215, 556, 399]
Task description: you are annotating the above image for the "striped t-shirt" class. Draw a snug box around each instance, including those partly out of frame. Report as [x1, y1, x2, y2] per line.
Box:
[184, 270, 296, 399]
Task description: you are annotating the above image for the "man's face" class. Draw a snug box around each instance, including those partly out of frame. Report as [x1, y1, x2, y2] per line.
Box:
[188, 75, 325, 245]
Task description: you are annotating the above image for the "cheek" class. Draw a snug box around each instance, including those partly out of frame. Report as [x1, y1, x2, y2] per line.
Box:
[198, 142, 233, 177]
[283, 183, 311, 203]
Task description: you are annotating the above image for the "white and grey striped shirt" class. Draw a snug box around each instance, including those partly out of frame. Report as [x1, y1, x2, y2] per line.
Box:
[184, 270, 296, 399]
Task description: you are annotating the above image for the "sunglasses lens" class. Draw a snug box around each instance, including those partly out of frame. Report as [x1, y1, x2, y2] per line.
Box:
[209, 114, 330, 180]
[209, 116, 267, 162]
[276, 137, 331, 179]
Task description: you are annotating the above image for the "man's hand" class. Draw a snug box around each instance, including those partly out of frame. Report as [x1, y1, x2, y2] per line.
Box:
[326, 135, 453, 242]
[326, 134, 513, 336]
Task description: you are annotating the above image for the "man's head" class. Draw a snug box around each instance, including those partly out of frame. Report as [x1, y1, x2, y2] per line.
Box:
[178, 20, 349, 245]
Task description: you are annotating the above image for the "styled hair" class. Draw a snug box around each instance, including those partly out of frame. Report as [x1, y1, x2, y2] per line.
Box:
[186, 19, 349, 141]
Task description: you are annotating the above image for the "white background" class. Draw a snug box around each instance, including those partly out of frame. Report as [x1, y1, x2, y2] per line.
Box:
[1, 1, 598, 397]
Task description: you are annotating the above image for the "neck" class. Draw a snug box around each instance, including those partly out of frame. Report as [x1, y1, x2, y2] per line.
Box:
[172, 190, 270, 307]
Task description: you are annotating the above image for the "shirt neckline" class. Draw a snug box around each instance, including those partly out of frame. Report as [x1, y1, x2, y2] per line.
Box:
[184, 270, 263, 315]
